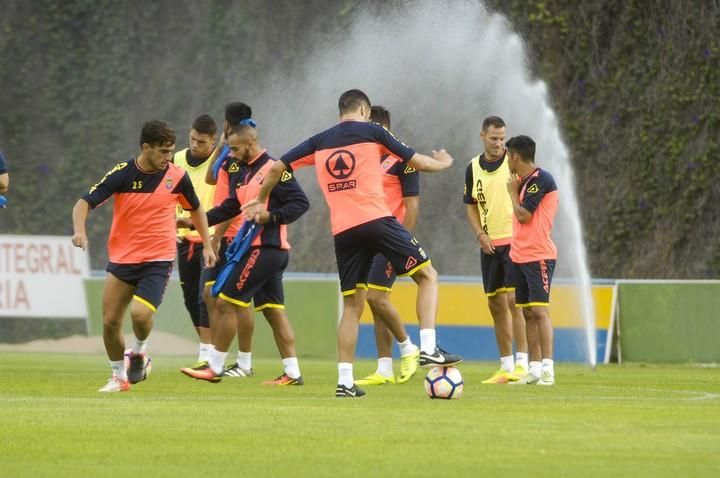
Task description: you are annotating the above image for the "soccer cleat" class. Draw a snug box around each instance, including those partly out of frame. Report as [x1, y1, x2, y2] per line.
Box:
[98, 376, 130, 393]
[355, 372, 395, 386]
[180, 366, 222, 383]
[419, 347, 463, 368]
[397, 348, 420, 383]
[335, 384, 366, 398]
[537, 371, 555, 386]
[190, 360, 209, 370]
[512, 363, 528, 378]
[223, 363, 254, 378]
[481, 369, 518, 384]
[262, 373, 304, 386]
[510, 372, 541, 385]
[126, 352, 151, 384]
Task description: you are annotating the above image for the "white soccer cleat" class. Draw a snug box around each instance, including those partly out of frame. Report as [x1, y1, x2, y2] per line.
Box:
[536, 371, 555, 386]
[509, 372, 540, 385]
[98, 376, 130, 392]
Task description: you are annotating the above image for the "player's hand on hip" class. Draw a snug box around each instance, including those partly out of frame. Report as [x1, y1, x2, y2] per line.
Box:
[478, 233, 495, 254]
[72, 234, 88, 250]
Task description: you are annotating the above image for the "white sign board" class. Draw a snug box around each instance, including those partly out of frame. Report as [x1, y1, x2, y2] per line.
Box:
[0, 235, 90, 319]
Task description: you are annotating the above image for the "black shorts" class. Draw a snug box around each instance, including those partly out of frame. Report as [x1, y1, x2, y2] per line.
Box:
[513, 259, 556, 307]
[200, 237, 232, 287]
[177, 239, 204, 325]
[480, 245, 516, 296]
[334, 217, 430, 295]
[217, 247, 288, 311]
[367, 253, 397, 291]
[106, 261, 173, 312]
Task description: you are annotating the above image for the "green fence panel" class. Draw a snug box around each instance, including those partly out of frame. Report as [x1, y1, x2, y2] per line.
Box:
[618, 282, 720, 362]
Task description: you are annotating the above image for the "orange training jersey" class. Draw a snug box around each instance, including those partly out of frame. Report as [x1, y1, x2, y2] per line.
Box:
[381, 153, 419, 223]
[207, 151, 309, 249]
[510, 168, 559, 263]
[281, 121, 415, 235]
[82, 159, 200, 264]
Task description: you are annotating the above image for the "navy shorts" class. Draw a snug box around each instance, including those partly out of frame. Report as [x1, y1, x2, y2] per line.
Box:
[217, 247, 288, 311]
[177, 239, 205, 326]
[480, 245, 516, 296]
[367, 253, 397, 291]
[513, 259, 556, 307]
[334, 216, 430, 295]
[106, 261, 173, 312]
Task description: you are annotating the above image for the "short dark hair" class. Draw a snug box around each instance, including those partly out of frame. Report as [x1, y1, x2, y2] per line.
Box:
[140, 120, 175, 147]
[370, 105, 391, 128]
[482, 116, 506, 132]
[505, 135, 536, 162]
[191, 114, 217, 136]
[225, 102, 252, 126]
[226, 123, 256, 138]
[338, 89, 371, 114]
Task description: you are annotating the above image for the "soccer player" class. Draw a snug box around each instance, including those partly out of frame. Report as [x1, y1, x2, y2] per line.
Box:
[463, 116, 531, 384]
[243, 89, 462, 398]
[180, 121, 310, 385]
[355, 105, 420, 386]
[71, 120, 217, 393]
[195, 102, 255, 377]
[0, 149, 8, 196]
[174, 114, 219, 366]
[505, 135, 559, 386]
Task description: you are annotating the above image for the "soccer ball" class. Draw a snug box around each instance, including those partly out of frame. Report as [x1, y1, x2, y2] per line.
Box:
[123, 348, 152, 382]
[424, 366, 464, 399]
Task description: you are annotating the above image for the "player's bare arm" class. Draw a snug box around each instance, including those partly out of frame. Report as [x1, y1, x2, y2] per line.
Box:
[0, 173, 8, 194]
[506, 176, 532, 224]
[241, 160, 286, 221]
[71, 199, 90, 250]
[465, 204, 495, 254]
[204, 134, 226, 185]
[408, 149, 453, 172]
[189, 206, 218, 268]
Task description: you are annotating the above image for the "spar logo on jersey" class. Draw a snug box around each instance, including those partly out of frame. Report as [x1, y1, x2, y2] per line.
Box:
[326, 149, 357, 192]
[165, 177, 173, 190]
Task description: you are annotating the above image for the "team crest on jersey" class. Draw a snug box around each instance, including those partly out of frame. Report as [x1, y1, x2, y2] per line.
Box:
[165, 177, 173, 189]
[228, 162, 240, 173]
[526, 184, 539, 194]
[280, 171, 293, 182]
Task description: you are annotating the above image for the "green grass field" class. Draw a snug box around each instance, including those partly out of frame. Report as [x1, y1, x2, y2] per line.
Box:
[1, 353, 718, 478]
